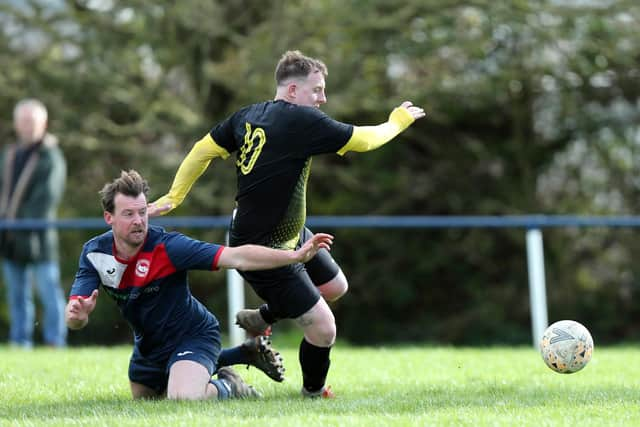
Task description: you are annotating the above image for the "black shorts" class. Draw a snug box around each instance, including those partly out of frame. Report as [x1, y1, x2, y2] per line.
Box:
[128, 332, 222, 393]
[238, 227, 340, 320]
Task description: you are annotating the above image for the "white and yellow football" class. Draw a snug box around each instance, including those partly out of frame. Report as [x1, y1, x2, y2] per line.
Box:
[540, 320, 593, 374]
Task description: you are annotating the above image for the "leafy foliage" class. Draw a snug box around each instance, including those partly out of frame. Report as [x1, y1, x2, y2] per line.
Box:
[1, 0, 639, 344]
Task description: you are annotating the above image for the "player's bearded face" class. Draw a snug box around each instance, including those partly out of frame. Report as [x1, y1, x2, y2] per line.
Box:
[108, 193, 148, 249]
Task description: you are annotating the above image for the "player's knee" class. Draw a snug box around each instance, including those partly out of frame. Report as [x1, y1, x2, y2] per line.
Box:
[319, 272, 349, 302]
[325, 278, 348, 302]
[167, 385, 202, 401]
[306, 318, 336, 347]
[321, 323, 337, 347]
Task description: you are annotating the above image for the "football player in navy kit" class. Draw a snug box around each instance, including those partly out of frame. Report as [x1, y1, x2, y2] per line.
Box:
[66, 170, 334, 401]
[150, 50, 426, 397]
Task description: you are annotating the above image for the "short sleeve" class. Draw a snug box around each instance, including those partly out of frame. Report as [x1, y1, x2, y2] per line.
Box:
[297, 107, 353, 157]
[69, 245, 101, 298]
[210, 113, 240, 155]
[163, 232, 224, 271]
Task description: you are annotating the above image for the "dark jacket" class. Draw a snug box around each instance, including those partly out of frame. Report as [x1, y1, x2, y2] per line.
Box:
[0, 134, 66, 263]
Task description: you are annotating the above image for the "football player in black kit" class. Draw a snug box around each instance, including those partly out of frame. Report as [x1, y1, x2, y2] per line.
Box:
[150, 50, 426, 398]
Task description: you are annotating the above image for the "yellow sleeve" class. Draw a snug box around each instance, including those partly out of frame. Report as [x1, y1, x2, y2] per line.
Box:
[337, 107, 415, 156]
[152, 134, 230, 214]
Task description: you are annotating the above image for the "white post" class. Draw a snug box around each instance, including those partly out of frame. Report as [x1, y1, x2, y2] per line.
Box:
[526, 228, 549, 347]
[226, 232, 245, 347]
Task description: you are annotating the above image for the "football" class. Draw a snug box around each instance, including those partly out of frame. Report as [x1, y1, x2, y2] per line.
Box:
[539, 320, 594, 374]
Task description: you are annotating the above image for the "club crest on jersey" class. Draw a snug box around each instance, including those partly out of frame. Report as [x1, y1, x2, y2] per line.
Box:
[135, 259, 151, 278]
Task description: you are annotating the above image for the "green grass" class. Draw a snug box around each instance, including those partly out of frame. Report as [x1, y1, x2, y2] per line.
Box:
[1, 343, 638, 426]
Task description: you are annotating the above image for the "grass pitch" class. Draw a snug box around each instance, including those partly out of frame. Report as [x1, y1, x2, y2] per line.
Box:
[0, 343, 638, 426]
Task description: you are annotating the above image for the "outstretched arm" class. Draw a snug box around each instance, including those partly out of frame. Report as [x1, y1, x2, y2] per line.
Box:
[65, 289, 99, 330]
[337, 101, 426, 155]
[148, 134, 230, 216]
[217, 233, 334, 271]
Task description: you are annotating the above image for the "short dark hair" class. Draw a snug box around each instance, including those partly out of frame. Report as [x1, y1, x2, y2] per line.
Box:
[99, 170, 150, 213]
[274, 50, 327, 86]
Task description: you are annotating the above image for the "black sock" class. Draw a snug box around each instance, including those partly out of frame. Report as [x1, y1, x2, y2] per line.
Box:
[217, 345, 249, 367]
[259, 304, 277, 324]
[299, 337, 331, 392]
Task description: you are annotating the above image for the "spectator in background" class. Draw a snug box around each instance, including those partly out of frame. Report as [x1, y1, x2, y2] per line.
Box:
[0, 99, 67, 348]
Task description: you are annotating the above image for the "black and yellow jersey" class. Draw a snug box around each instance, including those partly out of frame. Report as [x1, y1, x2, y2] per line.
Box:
[210, 100, 353, 249]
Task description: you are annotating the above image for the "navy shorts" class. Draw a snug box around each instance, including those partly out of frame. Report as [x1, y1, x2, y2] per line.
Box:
[239, 227, 341, 320]
[128, 332, 222, 393]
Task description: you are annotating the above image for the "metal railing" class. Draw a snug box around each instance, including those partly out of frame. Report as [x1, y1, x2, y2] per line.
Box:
[2, 215, 634, 346]
[5, 214, 640, 230]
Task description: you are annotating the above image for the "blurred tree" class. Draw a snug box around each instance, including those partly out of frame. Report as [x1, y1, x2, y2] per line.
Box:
[0, 0, 638, 345]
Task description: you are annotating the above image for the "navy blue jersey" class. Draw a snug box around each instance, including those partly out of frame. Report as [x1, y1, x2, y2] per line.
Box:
[69, 225, 224, 357]
[210, 100, 353, 249]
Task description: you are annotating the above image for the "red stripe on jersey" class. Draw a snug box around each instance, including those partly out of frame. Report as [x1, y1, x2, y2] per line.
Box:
[119, 243, 177, 288]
